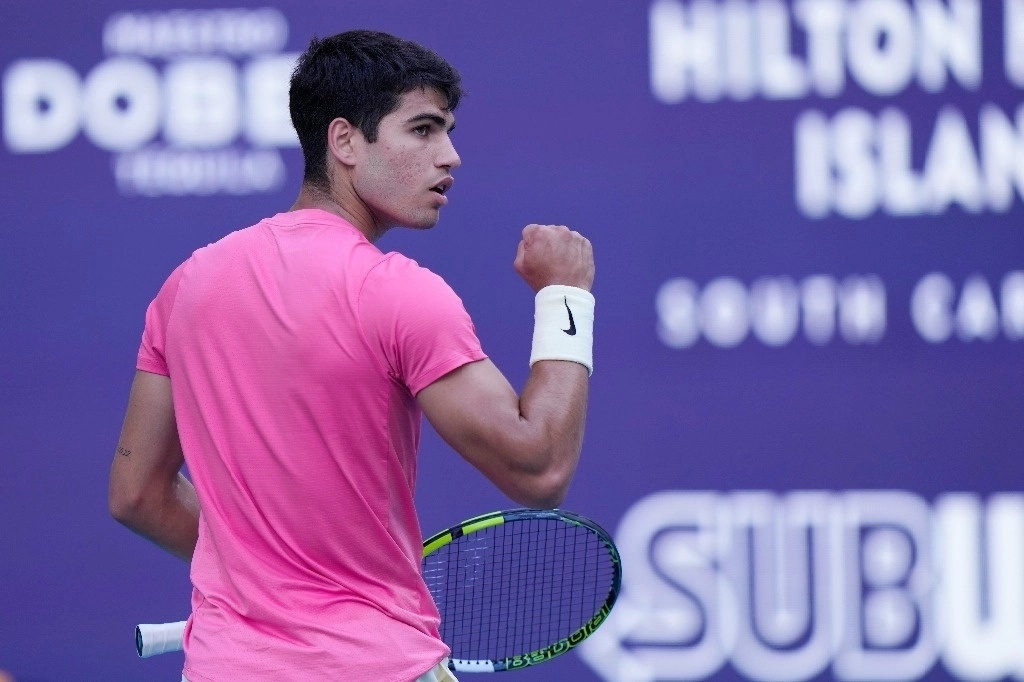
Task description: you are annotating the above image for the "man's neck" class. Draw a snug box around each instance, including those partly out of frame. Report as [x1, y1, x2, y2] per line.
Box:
[290, 184, 387, 243]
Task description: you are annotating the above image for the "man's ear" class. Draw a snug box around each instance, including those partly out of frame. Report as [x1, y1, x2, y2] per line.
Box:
[327, 117, 361, 166]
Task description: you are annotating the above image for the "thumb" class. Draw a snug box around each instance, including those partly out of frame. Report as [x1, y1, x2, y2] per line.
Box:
[513, 238, 527, 273]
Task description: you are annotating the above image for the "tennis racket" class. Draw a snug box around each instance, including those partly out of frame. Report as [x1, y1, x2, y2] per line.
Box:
[136, 508, 621, 672]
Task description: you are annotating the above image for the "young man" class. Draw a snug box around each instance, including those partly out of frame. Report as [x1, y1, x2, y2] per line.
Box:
[108, 30, 595, 682]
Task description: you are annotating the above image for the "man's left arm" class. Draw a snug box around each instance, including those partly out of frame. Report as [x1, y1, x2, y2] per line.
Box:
[108, 369, 199, 562]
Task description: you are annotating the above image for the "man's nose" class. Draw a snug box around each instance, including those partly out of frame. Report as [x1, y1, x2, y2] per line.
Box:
[438, 136, 461, 170]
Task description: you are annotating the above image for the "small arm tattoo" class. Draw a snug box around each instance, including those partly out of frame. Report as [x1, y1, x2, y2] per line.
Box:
[116, 445, 132, 458]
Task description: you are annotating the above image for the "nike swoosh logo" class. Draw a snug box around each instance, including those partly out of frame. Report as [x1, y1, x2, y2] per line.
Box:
[562, 297, 577, 336]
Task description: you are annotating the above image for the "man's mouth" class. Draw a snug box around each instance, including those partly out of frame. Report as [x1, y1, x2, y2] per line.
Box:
[430, 177, 454, 195]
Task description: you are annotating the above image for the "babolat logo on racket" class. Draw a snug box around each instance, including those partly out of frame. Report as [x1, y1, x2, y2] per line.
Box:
[505, 603, 615, 669]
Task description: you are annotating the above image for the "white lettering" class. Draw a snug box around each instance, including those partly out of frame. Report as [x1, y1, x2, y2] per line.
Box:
[2, 60, 82, 153]
[81, 58, 161, 151]
[165, 58, 240, 148]
[937, 494, 1024, 679]
[103, 8, 288, 57]
[728, 493, 833, 681]
[1008, 0, 1024, 88]
[701, 277, 750, 347]
[838, 276, 887, 343]
[956, 274, 1000, 341]
[801, 275, 838, 344]
[1002, 272, 1024, 339]
[832, 108, 878, 218]
[878, 108, 925, 215]
[164, 57, 238, 147]
[656, 274, 885, 348]
[757, 0, 808, 99]
[795, 105, 1018, 219]
[911, 272, 956, 343]
[916, 0, 982, 92]
[578, 491, 729, 680]
[847, 0, 917, 96]
[833, 491, 936, 680]
[650, 0, 722, 103]
[795, 109, 832, 218]
[980, 103, 1024, 211]
[113, 146, 285, 196]
[582, 491, 1024, 681]
[750, 277, 800, 346]
[2, 57, 299, 154]
[912, 272, 1024, 343]
[657, 278, 702, 348]
[923, 106, 985, 213]
[649, 0, 982, 101]
[2, 12, 295, 198]
[793, 0, 847, 96]
[244, 55, 299, 146]
[723, 0, 757, 100]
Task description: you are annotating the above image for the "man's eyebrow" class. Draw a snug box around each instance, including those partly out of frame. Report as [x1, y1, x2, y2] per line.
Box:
[406, 112, 456, 132]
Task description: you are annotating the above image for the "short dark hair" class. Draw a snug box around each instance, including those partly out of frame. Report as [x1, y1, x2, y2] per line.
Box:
[289, 30, 463, 189]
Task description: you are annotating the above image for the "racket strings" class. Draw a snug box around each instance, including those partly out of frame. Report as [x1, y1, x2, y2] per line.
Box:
[422, 517, 617, 663]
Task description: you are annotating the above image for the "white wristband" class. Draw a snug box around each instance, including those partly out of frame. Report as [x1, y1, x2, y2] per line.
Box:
[530, 285, 595, 375]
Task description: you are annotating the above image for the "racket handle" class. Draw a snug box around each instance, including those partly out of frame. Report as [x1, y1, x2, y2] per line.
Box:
[450, 658, 496, 672]
[136, 621, 186, 658]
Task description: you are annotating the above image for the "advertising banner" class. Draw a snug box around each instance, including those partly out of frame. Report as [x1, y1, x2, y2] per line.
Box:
[1, 1, 1020, 679]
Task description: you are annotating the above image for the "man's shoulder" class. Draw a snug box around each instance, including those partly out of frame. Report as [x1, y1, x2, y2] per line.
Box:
[366, 251, 453, 293]
[175, 222, 258, 267]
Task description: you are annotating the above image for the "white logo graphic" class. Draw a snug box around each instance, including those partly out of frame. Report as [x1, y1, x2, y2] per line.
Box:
[656, 274, 887, 348]
[656, 270, 1024, 348]
[579, 490, 1024, 681]
[2, 8, 298, 196]
[649, 0, 1024, 219]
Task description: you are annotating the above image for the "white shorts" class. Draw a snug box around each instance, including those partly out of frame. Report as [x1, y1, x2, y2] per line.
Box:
[417, 659, 460, 682]
[182, 660, 458, 682]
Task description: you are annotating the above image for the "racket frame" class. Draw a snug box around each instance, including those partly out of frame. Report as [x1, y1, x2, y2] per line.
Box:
[421, 508, 621, 672]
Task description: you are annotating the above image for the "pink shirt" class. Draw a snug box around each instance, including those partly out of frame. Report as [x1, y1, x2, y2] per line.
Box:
[137, 209, 486, 681]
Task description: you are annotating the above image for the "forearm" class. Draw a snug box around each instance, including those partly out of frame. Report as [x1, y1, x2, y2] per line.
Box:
[111, 473, 199, 562]
[510, 361, 590, 502]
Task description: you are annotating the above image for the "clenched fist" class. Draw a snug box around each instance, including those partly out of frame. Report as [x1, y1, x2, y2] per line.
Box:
[513, 224, 595, 293]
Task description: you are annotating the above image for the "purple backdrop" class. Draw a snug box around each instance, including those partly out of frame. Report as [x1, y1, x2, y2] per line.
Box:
[2, 1, 1022, 680]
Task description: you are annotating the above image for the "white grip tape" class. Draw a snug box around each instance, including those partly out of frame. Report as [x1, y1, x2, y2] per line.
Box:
[529, 285, 595, 375]
[136, 621, 186, 658]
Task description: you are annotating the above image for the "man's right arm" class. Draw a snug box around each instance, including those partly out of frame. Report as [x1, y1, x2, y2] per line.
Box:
[417, 224, 594, 508]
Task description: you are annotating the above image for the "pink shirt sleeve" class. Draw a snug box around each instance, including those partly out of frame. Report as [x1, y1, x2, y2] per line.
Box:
[359, 254, 487, 395]
[137, 262, 187, 376]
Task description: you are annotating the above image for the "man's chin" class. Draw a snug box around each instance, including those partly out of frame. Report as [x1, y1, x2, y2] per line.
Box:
[401, 215, 441, 231]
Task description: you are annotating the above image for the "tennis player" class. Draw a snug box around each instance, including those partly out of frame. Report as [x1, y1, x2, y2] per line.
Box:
[108, 29, 595, 682]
